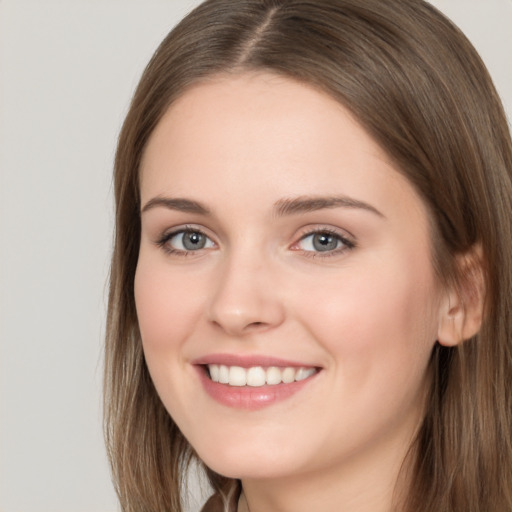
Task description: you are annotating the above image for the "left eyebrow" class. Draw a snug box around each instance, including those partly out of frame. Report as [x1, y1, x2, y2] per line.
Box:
[273, 195, 385, 218]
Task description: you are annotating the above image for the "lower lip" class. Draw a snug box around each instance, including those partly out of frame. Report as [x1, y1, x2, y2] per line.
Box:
[196, 366, 319, 410]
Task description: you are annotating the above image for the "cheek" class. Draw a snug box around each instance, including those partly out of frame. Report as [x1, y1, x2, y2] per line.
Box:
[292, 255, 439, 385]
[134, 258, 204, 354]
[134, 257, 211, 420]
[288, 259, 440, 451]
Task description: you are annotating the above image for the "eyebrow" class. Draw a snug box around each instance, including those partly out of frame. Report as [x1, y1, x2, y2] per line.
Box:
[141, 197, 210, 215]
[140, 194, 384, 218]
[273, 195, 385, 218]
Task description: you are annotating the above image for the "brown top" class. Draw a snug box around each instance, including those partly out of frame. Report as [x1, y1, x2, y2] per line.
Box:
[200, 489, 240, 512]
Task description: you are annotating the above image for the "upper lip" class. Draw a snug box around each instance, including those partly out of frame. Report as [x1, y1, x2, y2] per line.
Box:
[191, 353, 320, 368]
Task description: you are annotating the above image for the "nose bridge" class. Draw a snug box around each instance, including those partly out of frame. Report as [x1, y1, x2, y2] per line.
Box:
[207, 242, 285, 335]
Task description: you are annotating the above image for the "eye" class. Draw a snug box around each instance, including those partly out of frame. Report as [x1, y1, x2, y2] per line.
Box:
[295, 229, 355, 255]
[158, 228, 215, 254]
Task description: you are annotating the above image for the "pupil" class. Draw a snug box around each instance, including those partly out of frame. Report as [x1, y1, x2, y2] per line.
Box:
[183, 232, 205, 250]
[313, 233, 337, 252]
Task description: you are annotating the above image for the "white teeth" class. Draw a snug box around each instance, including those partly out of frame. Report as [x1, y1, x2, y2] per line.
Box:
[207, 364, 317, 387]
[282, 367, 296, 384]
[229, 366, 247, 386]
[266, 366, 282, 385]
[295, 367, 317, 381]
[209, 364, 220, 382]
[218, 365, 229, 384]
[247, 366, 266, 387]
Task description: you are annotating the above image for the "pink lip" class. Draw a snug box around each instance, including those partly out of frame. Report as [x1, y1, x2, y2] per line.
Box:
[192, 354, 321, 410]
[191, 353, 313, 368]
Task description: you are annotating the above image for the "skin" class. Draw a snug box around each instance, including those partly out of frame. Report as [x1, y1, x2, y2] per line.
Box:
[135, 72, 451, 512]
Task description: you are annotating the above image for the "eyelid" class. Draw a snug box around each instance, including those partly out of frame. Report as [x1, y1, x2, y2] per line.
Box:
[153, 223, 355, 258]
[155, 224, 217, 255]
[290, 225, 356, 256]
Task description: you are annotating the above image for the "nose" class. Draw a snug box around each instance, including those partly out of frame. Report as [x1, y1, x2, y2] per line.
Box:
[207, 251, 286, 336]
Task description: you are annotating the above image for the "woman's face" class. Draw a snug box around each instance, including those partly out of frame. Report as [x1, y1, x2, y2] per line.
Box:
[135, 73, 446, 481]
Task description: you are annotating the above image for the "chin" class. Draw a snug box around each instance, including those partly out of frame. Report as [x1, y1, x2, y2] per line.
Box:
[193, 434, 310, 480]
[203, 458, 291, 481]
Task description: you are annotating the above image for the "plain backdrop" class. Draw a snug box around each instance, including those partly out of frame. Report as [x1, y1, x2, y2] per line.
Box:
[0, 1, 510, 511]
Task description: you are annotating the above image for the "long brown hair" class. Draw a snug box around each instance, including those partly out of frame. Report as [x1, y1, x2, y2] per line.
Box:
[104, 1, 512, 510]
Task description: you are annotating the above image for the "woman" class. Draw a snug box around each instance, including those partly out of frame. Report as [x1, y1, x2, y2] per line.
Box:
[104, 0, 512, 511]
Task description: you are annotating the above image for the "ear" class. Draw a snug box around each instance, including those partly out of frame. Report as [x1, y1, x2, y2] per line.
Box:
[437, 245, 485, 347]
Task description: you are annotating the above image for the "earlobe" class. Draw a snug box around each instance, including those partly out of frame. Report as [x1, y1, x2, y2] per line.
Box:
[437, 245, 485, 347]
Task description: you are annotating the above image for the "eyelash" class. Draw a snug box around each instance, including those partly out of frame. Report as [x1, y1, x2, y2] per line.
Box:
[156, 225, 215, 256]
[292, 227, 356, 258]
[155, 226, 356, 258]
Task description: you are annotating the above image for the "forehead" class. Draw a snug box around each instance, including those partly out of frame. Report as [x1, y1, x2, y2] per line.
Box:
[140, 72, 428, 225]
[141, 71, 385, 169]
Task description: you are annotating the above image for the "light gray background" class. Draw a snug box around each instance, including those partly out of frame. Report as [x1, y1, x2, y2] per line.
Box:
[0, 1, 510, 511]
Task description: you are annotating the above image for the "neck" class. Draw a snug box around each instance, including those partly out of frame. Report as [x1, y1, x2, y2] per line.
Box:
[239, 430, 415, 512]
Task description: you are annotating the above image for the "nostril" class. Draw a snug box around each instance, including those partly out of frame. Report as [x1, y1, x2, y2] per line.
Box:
[243, 321, 273, 334]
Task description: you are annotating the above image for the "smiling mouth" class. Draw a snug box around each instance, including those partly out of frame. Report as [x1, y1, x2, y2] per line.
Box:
[205, 364, 319, 387]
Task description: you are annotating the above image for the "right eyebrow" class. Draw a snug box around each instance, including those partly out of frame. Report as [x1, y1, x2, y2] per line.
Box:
[141, 196, 211, 215]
